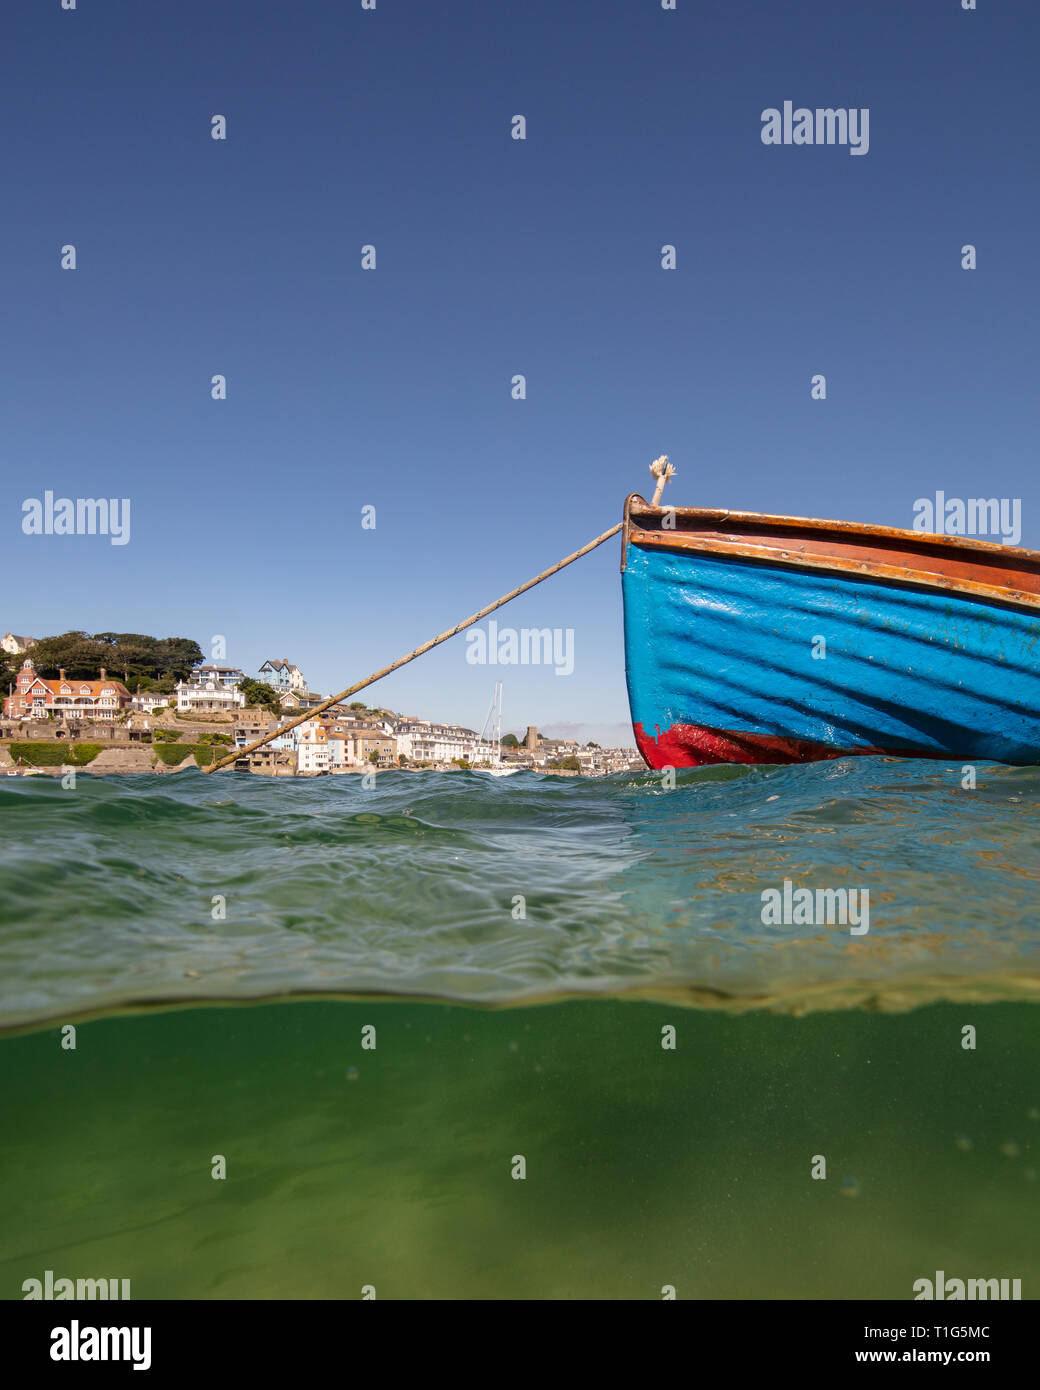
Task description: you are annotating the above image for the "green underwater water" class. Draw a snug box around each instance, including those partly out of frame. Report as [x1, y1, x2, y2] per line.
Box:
[0, 763, 1038, 1298]
[1, 998, 1037, 1300]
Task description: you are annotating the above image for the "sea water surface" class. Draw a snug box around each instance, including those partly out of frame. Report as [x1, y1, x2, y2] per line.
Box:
[1, 762, 1037, 1298]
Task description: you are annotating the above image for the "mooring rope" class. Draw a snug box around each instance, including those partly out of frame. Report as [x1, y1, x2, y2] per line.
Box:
[649, 454, 676, 505]
[205, 459, 673, 773]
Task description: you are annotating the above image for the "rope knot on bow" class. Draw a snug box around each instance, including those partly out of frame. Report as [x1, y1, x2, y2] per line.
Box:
[649, 455, 676, 504]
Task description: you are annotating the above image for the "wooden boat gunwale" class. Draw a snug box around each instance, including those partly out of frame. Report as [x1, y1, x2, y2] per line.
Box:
[621, 493, 1040, 614]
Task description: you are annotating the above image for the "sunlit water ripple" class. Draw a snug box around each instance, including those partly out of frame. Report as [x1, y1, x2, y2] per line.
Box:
[1, 758, 1038, 1030]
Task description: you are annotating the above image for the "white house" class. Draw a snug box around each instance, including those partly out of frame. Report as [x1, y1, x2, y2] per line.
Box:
[297, 719, 330, 774]
[394, 719, 499, 765]
[175, 665, 247, 713]
[131, 691, 169, 714]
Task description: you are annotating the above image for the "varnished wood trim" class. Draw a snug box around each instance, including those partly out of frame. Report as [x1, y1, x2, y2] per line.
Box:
[625, 494, 1040, 563]
[627, 530, 1040, 612]
[621, 493, 1040, 611]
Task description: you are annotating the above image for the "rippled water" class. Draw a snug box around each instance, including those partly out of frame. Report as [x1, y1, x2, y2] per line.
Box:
[1, 760, 1038, 1029]
[1, 763, 1037, 1298]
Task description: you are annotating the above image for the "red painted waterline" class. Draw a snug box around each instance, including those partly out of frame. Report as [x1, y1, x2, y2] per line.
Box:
[633, 722, 933, 769]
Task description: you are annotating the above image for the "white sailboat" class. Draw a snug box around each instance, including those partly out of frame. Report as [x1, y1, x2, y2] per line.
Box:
[474, 681, 519, 776]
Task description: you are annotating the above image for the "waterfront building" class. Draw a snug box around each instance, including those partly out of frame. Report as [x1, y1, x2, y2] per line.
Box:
[297, 719, 330, 774]
[234, 717, 300, 752]
[353, 729, 395, 767]
[394, 719, 499, 765]
[3, 660, 131, 721]
[236, 747, 296, 776]
[326, 727, 350, 769]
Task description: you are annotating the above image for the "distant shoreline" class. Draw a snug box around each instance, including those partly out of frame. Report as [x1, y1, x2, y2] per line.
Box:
[0, 741, 639, 778]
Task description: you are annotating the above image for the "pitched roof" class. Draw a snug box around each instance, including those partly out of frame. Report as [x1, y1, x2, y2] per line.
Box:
[53, 676, 132, 697]
[9, 672, 131, 701]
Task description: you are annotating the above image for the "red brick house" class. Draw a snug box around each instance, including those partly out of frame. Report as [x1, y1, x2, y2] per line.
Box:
[4, 659, 132, 721]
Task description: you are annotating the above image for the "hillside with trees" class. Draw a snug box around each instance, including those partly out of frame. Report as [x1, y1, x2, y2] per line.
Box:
[14, 632, 204, 691]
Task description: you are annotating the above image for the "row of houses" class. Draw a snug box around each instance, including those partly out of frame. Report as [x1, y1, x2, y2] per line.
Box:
[3, 654, 325, 721]
[234, 711, 502, 774]
[3, 635, 642, 774]
[260, 720, 639, 776]
[508, 731, 643, 775]
[171, 659, 324, 714]
[3, 659, 256, 721]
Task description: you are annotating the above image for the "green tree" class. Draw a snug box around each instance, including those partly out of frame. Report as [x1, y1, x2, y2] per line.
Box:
[239, 679, 281, 715]
[135, 674, 178, 694]
[501, 732, 520, 748]
[27, 632, 105, 678]
[25, 631, 203, 683]
[153, 637, 205, 680]
[0, 648, 17, 692]
[368, 750, 380, 764]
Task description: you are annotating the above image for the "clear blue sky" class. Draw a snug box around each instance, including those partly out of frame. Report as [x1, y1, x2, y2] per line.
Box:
[3, 0, 1036, 744]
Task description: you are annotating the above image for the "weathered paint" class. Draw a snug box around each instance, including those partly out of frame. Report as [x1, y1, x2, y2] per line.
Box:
[623, 543, 1040, 768]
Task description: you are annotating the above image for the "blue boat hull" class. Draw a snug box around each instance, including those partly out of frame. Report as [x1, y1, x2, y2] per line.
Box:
[623, 542, 1040, 768]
